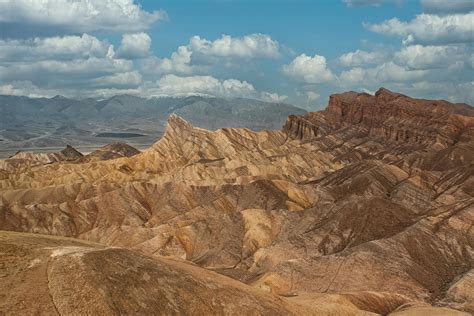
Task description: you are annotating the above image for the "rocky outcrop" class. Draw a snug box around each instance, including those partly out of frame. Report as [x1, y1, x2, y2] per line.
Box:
[283, 115, 322, 140]
[284, 88, 474, 149]
[84, 142, 140, 161]
[0, 89, 473, 314]
[0, 145, 83, 171]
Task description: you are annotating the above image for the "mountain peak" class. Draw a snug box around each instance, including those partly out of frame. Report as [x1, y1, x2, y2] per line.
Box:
[60, 145, 83, 158]
[52, 95, 67, 100]
[86, 142, 140, 161]
[375, 87, 402, 101]
[375, 87, 395, 96]
[167, 113, 194, 132]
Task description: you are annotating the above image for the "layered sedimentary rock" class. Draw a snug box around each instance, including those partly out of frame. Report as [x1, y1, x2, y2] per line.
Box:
[0, 142, 141, 171]
[284, 88, 473, 149]
[83, 142, 140, 161]
[0, 145, 83, 171]
[0, 88, 473, 314]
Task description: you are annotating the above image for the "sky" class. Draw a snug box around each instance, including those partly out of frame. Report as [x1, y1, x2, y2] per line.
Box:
[0, 0, 472, 110]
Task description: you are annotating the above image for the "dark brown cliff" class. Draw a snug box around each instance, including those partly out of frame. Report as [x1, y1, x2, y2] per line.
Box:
[284, 88, 474, 148]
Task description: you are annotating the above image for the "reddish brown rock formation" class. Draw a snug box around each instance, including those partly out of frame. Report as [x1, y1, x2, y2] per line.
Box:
[284, 87, 474, 149]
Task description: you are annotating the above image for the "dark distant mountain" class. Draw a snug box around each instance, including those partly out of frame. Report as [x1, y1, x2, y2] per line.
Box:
[0, 94, 306, 154]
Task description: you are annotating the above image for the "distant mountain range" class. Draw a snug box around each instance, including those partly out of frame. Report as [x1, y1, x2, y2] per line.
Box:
[0, 94, 306, 156]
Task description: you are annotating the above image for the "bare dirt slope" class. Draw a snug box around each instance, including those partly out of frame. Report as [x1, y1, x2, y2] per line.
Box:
[0, 230, 380, 315]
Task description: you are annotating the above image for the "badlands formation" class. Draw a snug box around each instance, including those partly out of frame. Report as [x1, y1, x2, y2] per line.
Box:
[0, 88, 473, 315]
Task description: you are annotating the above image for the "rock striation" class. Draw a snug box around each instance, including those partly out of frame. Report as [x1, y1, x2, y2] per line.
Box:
[0, 145, 83, 171]
[285, 88, 474, 148]
[0, 88, 473, 314]
[84, 142, 140, 161]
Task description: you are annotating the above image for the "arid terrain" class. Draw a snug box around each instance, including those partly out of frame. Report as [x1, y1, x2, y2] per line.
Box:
[0, 94, 305, 158]
[1, 88, 473, 315]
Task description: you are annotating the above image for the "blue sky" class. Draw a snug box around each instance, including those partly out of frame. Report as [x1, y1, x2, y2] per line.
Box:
[0, 0, 472, 109]
[145, 0, 417, 55]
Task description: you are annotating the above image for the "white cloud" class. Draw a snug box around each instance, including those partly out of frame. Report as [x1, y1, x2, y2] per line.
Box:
[116, 33, 151, 59]
[0, 80, 60, 98]
[421, 0, 474, 13]
[139, 34, 280, 77]
[152, 74, 255, 97]
[303, 91, 321, 102]
[339, 49, 387, 67]
[406, 81, 474, 104]
[260, 92, 288, 103]
[0, 75, 287, 102]
[335, 42, 473, 104]
[366, 12, 474, 45]
[140, 46, 201, 76]
[189, 34, 280, 59]
[90, 71, 142, 88]
[0, 34, 112, 62]
[0, 57, 133, 83]
[0, 0, 166, 37]
[144, 75, 287, 102]
[394, 44, 470, 69]
[282, 54, 335, 83]
[339, 62, 428, 87]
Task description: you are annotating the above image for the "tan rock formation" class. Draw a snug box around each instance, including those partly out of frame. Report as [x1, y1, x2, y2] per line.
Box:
[0, 145, 83, 171]
[83, 141, 140, 161]
[0, 88, 473, 314]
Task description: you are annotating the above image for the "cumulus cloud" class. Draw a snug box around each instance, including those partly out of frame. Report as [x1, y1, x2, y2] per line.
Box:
[306, 91, 320, 102]
[90, 71, 143, 88]
[0, 0, 166, 38]
[139, 46, 201, 76]
[339, 62, 428, 87]
[365, 12, 474, 45]
[148, 74, 287, 101]
[303, 91, 320, 102]
[0, 28, 284, 102]
[0, 1, 173, 98]
[339, 49, 387, 67]
[189, 34, 280, 59]
[336, 42, 473, 104]
[0, 57, 133, 84]
[0, 80, 61, 98]
[0, 73, 286, 102]
[116, 33, 151, 59]
[155, 75, 253, 96]
[282, 54, 335, 83]
[139, 34, 280, 76]
[0, 34, 112, 62]
[405, 81, 474, 104]
[394, 44, 470, 70]
[421, 0, 474, 14]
